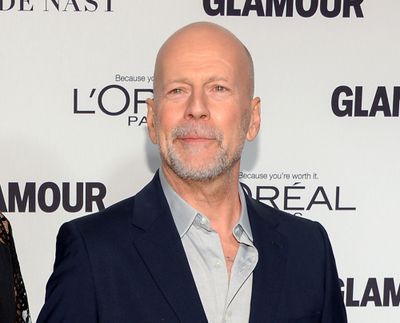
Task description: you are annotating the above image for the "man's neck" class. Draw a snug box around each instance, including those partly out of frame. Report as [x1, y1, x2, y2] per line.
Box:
[161, 164, 242, 235]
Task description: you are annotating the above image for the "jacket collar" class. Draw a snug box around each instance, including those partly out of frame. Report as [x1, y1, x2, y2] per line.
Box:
[246, 195, 288, 323]
[130, 171, 208, 323]
[130, 172, 288, 323]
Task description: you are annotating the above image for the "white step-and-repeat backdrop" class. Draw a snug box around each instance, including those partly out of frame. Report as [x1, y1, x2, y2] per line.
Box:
[1, 1, 399, 321]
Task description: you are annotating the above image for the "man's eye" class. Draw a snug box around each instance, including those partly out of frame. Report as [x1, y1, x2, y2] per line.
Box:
[214, 85, 226, 92]
[169, 88, 183, 94]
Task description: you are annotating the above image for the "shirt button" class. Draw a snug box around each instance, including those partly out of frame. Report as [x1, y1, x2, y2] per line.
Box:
[215, 260, 222, 269]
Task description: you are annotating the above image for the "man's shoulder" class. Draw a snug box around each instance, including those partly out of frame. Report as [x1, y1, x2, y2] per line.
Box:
[247, 196, 332, 266]
[63, 194, 136, 238]
[247, 195, 320, 230]
[246, 195, 327, 248]
[65, 173, 162, 234]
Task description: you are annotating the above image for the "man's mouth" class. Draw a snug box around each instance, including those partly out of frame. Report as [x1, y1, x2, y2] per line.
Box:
[176, 136, 215, 146]
[171, 124, 223, 146]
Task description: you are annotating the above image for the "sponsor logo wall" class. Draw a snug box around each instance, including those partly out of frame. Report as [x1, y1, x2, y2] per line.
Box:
[1, 1, 399, 321]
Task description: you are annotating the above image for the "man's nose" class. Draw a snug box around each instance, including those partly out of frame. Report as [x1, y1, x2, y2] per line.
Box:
[184, 90, 210, 120]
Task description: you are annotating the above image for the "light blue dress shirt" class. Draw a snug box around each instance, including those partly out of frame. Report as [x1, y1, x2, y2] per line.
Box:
[159, 169, 259, 323]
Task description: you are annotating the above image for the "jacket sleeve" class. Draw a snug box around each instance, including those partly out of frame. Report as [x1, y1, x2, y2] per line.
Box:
[317, 223, 347, 323]
[37, 221, 98, 323]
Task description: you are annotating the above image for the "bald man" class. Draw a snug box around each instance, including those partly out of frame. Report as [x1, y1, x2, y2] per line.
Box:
[38, 22, 347, 323]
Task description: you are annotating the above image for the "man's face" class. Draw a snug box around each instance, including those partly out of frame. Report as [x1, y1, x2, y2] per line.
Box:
[147, 28, 260, 181]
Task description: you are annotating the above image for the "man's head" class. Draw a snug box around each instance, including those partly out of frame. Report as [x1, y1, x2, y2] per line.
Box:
[147, 22, 261, 182]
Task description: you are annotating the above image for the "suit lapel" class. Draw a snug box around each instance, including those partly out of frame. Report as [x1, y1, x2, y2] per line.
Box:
[130, 173, 208, 323]
[247, 196, 288, 323]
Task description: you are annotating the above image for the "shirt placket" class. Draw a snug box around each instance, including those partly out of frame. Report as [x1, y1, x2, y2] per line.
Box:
[224, 228, 258, 323]
[195, 214, 229, 323]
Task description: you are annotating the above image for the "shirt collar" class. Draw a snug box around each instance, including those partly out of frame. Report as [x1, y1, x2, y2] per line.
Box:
[159, 168, 253, 242]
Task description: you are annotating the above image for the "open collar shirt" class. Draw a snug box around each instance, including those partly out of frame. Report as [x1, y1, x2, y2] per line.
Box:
[159, 170, 259, 323]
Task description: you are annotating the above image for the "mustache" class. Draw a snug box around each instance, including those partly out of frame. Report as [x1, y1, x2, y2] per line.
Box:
[171, 124, 223, 141]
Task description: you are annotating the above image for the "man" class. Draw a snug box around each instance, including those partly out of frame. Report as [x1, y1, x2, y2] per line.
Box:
[38, 22, 347, 323]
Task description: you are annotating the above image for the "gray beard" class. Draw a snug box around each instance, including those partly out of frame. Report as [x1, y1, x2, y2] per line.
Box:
[161, 124, 244, 182]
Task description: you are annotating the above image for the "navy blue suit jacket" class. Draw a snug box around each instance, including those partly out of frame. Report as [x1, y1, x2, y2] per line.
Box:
[38, 173, 347, 323]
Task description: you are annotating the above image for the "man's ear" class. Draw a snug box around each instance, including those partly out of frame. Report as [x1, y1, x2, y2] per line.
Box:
[146, 98, 158, 144]
[246, 97, 261, 141]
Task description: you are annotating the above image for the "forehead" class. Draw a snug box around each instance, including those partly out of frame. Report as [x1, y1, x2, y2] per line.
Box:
[162, 51, 237, 82]
[155, 28, 249, 83]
